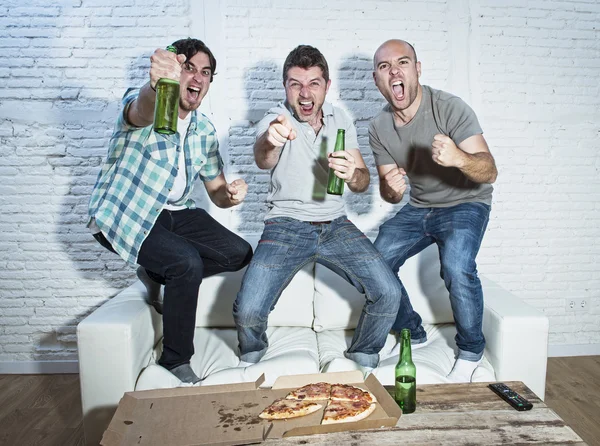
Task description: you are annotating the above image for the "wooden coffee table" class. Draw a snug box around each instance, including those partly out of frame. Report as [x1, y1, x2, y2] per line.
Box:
[262, 381, 586, 445]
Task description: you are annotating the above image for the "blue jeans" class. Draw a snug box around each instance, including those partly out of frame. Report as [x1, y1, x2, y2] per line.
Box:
[233, 216, 403, 368]
[373, 202, 491, 361]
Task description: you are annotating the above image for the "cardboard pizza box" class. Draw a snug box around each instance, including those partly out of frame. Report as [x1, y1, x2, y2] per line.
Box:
[101, 371, 401, 446]
[268, 370, 401, 439]
[101, 377, 267, 446]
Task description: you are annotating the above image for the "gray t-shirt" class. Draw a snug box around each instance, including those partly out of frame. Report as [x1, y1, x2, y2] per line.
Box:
[256, 101, 360, 221]
[369, 85, 493, 207]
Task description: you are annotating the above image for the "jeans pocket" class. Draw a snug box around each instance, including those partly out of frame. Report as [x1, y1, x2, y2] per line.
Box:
[253, 240, 291, 268]
[336, 224, 380, 260]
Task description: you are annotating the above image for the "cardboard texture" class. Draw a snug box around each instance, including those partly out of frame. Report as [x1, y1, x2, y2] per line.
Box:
[102, 372, 401, 446]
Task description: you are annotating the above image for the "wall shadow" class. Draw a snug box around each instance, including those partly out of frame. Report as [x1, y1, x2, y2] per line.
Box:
[243, 60, 283, 125]
[335, 53, 387, 223]
[50, 47, 153, 370]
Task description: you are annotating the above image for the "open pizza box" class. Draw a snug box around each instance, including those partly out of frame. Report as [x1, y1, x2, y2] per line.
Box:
[101, 371, 402, 446]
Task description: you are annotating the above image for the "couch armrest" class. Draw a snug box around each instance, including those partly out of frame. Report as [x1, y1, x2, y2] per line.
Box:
[482, 277, 549, 400]
[77, 282, 162, 445]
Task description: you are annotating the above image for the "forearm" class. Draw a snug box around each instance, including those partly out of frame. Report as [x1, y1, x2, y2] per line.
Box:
[254, 132, 281, 170]
[379, 181, 404, 204]
[127, 82, 156, 127]
[347, 167, 370, 193]
[209, 184, 236, 209]
[457, 152, 498, 183]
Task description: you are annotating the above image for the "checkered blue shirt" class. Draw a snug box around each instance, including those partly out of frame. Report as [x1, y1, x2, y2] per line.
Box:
[88, 88, 223, 264]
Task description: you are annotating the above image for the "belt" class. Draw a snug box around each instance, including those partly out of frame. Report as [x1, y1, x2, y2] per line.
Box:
[309, 221, 332, 225]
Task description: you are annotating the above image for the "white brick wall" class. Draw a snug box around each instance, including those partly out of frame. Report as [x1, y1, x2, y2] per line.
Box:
[0, 0, 598, 369]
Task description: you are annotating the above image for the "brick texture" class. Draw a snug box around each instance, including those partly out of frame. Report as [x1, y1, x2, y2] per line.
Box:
[0, 0, 598, 365]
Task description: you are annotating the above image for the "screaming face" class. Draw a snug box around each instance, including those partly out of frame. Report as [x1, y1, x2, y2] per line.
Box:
[284, 66, 331, 127]
[373, 40, 422, 115]
[178, 51, 212, 117]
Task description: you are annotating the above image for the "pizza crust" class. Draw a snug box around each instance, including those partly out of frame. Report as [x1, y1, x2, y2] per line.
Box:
[321, 400, 377, 425]
[259, 398, 323, 420]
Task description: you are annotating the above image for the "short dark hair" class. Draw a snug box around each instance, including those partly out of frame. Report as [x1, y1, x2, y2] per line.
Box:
[282, 45, 329, 83]
[171, 38, 217, 82]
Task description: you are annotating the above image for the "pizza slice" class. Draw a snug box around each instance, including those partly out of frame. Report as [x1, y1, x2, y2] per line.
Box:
[330, 383, 377, 404]
[259, 398, 323, 420]
[321, 399, 377, 425]
[285, 382, 332, 401]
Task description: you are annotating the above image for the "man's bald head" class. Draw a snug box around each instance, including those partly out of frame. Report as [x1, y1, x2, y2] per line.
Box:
[373, 39, 418, 69]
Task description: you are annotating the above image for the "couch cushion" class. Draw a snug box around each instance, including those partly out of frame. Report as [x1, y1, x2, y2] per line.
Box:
[191, 263, 315, 328]
[136, 326, 320, 390]
[316, 325, 495, 386]
[313, 244, 454, 331]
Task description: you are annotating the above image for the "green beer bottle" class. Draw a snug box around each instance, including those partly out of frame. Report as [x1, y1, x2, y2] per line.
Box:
[312, 136, 329, 201]
[395, 328, 416, 414]
[326, 129, 345, 195]
[153, 45, 180, 135]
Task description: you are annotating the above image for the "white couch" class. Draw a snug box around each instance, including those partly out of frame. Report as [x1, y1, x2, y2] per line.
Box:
[77, 239, 549, 445]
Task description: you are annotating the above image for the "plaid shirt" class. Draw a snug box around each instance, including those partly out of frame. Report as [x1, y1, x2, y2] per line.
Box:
[88, 88, 223, 264]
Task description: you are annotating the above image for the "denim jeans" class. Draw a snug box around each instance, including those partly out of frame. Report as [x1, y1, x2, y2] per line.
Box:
[373, 202, 491, 361]
[233, 216, 403, 368]
[94, 208, 253, 370]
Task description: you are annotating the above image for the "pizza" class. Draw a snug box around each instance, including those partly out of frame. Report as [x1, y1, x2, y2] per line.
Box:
[261, 383, 377, 423]
[285, 382, 332, 401]
[330, 383, 377, 404]
[322, 399, 377, 425]
[259, 398, 323, 420]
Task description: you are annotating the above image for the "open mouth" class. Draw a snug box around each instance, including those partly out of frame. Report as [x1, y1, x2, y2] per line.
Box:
[299, 100, 314, 115]
[187, 86, 201, 100]
[392, 81, 405, 101]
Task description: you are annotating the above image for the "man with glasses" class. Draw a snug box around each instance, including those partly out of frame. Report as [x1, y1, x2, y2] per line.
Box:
[88, 38, 252, 384]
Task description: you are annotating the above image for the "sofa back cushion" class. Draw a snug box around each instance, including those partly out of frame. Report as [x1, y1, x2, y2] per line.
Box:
[194, 235, 315, 328]
[313, 244, 454, 331]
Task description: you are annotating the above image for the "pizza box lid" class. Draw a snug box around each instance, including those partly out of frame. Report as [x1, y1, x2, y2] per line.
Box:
[101, 372, 401, 445]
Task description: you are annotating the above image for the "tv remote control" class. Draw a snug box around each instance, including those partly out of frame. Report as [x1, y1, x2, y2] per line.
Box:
[488, 383, 533, 411]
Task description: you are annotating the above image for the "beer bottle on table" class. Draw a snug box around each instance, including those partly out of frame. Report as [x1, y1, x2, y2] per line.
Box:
[395, 328, 416, 414]
[326, 129, 345, 195]
[153, 45, 180, 135]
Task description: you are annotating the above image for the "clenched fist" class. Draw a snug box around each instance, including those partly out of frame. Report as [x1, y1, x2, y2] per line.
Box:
[382, 167, 408, 197]
[266, 114, 297, 148]
[432, 134, 465, 168]
[226, 178, 248, 205]
[149, 48, 186, 90]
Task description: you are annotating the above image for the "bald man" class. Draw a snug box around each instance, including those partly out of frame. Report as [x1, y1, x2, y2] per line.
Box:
[369, 39, 498, 382]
